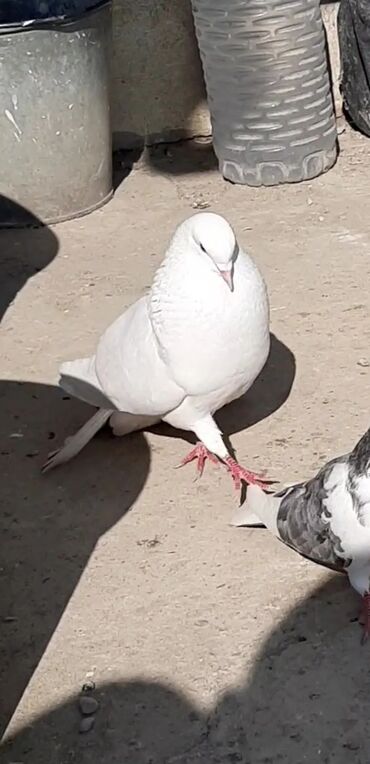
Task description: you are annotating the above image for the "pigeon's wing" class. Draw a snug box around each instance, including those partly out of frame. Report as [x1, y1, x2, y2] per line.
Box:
[275, 458, 351, 572]
[94, 296, 185, 416]
[58, 297, 184, 416]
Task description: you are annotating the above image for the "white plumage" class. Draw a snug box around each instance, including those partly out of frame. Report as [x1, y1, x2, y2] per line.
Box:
[43, 212, 270, 489]
[232, 427, 370, 641]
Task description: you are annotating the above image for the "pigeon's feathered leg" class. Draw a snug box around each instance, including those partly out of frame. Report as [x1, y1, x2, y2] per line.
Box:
[170, 408, 269, 489]
[179, 442, 268, 489]
[190, 414, 269, 489]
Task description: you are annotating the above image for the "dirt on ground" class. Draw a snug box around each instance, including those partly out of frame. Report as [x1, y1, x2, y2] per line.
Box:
[0, 127, 369, 763]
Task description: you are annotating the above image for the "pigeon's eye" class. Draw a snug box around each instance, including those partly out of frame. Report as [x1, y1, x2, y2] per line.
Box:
[200, 243, 206, 253]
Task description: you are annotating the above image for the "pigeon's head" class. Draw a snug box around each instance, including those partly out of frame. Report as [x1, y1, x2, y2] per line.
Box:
[187, 212, 238, 291]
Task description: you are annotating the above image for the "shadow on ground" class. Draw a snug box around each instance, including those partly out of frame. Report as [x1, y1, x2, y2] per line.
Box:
[113, 139, 218, 191]
[0, 195, 59, 321]
[3, 575, 366, 763]
[0, 382, 151, 737]
[0, 200, 151, 735]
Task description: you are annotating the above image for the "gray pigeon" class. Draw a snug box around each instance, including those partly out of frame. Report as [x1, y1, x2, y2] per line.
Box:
[232, 428, 370, 642]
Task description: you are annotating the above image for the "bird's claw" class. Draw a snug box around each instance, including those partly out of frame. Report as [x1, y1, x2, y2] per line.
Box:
[225, 457, 272, 492]
[176, 442, 219, 478]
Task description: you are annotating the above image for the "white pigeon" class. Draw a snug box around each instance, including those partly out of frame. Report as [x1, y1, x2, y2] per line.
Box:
[43, 212, 271, 490]
[232, 427, 370, 641]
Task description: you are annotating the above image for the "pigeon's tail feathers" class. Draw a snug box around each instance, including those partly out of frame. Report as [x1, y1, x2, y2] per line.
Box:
[42, 408, 113, 473]
[59, 357, 115, 410]
[231, 484, 281, 535]
[230, 506, 265, 528]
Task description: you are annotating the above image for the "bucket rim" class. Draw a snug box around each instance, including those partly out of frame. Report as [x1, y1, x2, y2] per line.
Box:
[0, 0, 111, 32]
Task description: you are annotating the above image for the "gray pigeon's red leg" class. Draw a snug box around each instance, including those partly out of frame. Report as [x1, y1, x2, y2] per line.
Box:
[360, 592, 370, 644]
[224, 457, 270, 491]
[178, 442, 219, 477]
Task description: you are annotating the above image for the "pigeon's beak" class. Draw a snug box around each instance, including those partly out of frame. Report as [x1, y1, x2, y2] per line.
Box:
[220, 269, 234, 292]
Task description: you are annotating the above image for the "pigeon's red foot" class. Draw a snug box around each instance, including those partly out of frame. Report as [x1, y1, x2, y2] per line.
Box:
[178, 442, 219, 478]
[360, 592, 370, 644]
[225, 457, 270, 492]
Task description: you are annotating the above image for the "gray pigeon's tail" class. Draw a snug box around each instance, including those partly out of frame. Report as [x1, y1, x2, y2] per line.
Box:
[231, 484, 282, 535]
[41, 408, 113, 473]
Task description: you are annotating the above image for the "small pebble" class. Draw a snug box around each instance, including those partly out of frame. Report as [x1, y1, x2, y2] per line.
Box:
[79, 716, 95, 734]
[192, 200, 210, 210]
[357, 359, 369, 368]
[82, 680, 96, 692]
[79, 695, 99, 715]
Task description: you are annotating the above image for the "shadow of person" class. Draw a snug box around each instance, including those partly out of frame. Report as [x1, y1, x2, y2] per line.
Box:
[0, 195, 59, 321]
[0, 380, 151, 737]
[3, 574, 365, 763]
[153, 333, 296, 451]
[207, 576, 365, 763]
[1, 678, 203, 763]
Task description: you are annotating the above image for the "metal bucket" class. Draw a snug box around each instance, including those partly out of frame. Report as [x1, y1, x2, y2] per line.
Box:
[0, 0, 112, 226]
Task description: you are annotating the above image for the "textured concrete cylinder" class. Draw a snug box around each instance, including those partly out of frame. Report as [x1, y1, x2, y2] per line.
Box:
[0, 2, 112, 227]
[191, 0, 338, 186]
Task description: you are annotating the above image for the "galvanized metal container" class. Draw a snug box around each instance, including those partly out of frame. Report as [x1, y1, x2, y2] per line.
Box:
[0, 1, 112, 226]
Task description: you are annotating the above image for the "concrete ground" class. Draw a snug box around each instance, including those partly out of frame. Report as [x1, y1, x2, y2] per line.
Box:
[1, 127, 369, 763]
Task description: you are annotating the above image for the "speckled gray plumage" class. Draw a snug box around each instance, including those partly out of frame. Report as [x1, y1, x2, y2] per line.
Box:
[275, 457, 350, 572]
[348, 427, 370, 477]
[275, 427, 370, 571]
[276, 428, 370, 570]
